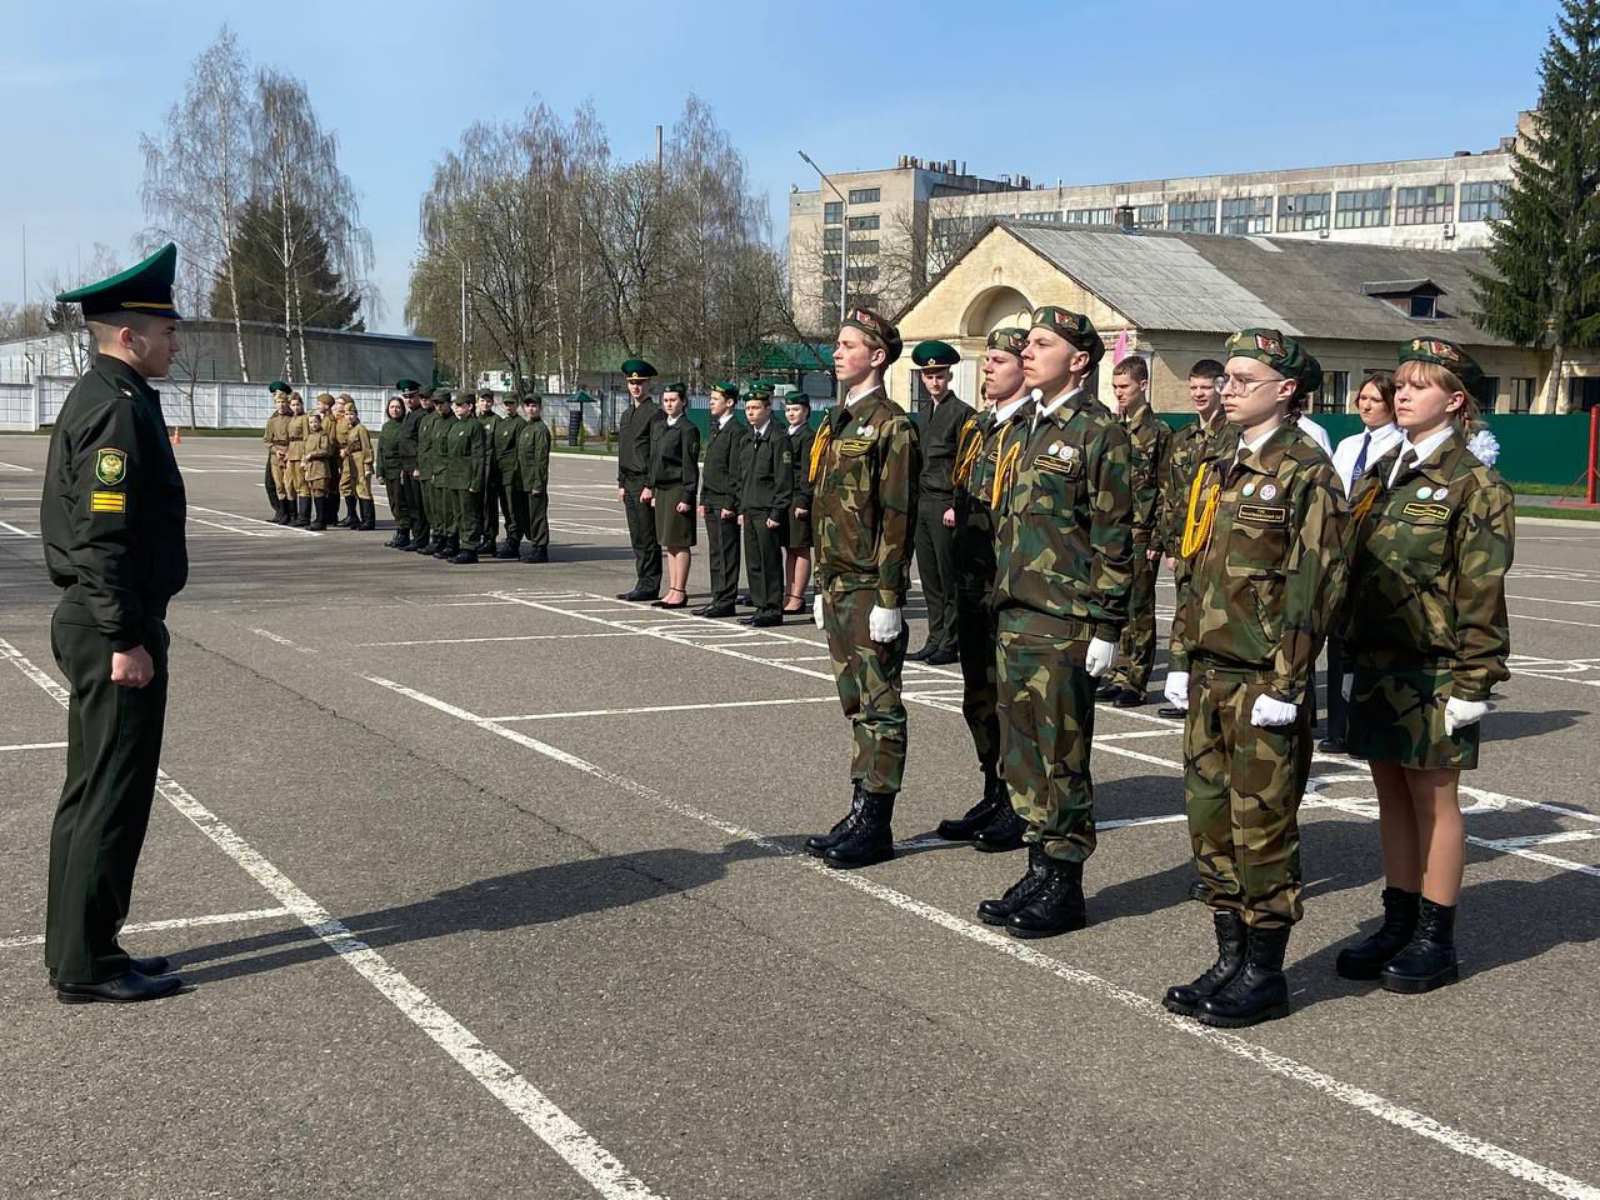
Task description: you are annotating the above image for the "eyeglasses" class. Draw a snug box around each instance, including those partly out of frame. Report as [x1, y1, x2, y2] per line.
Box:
[1220, 373, 1282, 395]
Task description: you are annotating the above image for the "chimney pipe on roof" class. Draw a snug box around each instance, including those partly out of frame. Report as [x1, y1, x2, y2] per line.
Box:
[1116, 204, 1137, 234]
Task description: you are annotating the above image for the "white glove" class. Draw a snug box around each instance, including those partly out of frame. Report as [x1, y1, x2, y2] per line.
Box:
[813, 594, 825, 630]
[1084, 637, 1117, 679]
[1163, 671, 1190, 711]
[1341, 674, 1353, 701]
[1251, 694, 1298, 728]
[868, 605, 903, 643]
[1445, 697, 1488, 736]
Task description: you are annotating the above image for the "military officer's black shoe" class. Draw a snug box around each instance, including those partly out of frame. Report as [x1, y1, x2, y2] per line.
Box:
[496, 540, 520, 559]
[823, 791, 895, 869]
[526, 546, 548, 563]
[1163, 909, 1247, 1016]
[925, 646, 959, 666]
[1380, 899, 1458, 993]
[1112, 686, 1146, 708]
[451, 549, 479, 565]
[977, 845, 1053, 925]
[936, 770, 1007, 841]
[697, 603, 736, 618]
[1335, 887, 1419, 980]
[750, 613, 781, 627]
[1196, 926, 1291, 1027]
[1005, 856, 1086, 938]
[905, 642, 935, 662]
[127, 954, 171, 976]
[57, 970, 182, 1005]
[972, 802, 1026, 852]
[805, 784, 866, 856]
[1158, 705, 1187, 719]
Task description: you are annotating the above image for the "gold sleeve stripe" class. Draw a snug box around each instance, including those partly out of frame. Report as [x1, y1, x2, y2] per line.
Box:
[89, 491, 127, 513]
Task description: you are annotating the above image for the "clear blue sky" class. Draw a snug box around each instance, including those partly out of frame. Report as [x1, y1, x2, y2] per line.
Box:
[4, 0, 1555, 334]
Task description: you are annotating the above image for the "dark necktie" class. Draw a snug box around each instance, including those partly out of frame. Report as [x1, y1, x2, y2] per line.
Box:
[1395, 447, 1417, 487]
[1352, 432, 1372, 479]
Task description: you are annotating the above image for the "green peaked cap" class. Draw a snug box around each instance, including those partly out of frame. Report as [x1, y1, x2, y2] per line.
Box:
[620, 358, 657, 380]
[57, 242, 182, 320]
[911, 340, 960, 369]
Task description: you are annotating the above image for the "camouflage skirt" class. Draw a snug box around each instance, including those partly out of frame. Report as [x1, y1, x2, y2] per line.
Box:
[1345, 664, 1480, 771]
[651, 486, 697, 547]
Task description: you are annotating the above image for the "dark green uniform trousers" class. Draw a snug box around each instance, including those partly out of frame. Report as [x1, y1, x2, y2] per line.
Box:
[46, 611, 170, 985]
[622, 479, 662, 595]
[499, 478, 528, 545]
[913, 498, 959, 653]
[383, 474, 409, 531]
[704, 509, 741, 607]
[743, 517, 783, 617]
[450, 487, 481, 546]
[406, 474, 428, 542]
[480, 465, 500, 545]
[525, 491, 549, 549]
[956, 590, 1001, 771]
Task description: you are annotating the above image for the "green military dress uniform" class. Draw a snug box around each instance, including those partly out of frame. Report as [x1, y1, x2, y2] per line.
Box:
[443, 407, 486, 559]
[1103, 396, 1172, 697]
[699, 396, 748, 611]
[736, 418, 792, 619]
[516, 410, 552, 561]
[398, 394, 426, 546]
[377, 410, 410, 542]
[41, 244, 188, 996]
[784, 416, 815, 550]
[493, 406, 528, 557]
[617, 361, 666, 598]
[648, 409, 702, 547]
[477, 406, 502, 551]
[910, 341, 975, 661]
[425, 401, 456, 552]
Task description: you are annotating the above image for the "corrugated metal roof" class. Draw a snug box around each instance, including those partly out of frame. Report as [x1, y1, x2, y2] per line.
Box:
[1001, 222, 1509, 346]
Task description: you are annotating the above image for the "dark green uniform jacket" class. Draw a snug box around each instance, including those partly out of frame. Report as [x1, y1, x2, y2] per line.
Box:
[787, 422, 815, 510]
[377, 417, 406, 482]
[700, 415, 748, 512]
[811, 390, 919, 606]
[516, 418, 551, 491]
[919, 394, 976, 504]
[399, 405, 425, 470]
[494, 414, 525, 485]
[617, 399, 665, 483]
[417, 408, 440, 480]
[41, 355, 187, 649]
[444, 416, 486, 491]
[737, 422, 793, 525]
[647, 418, 702, 501]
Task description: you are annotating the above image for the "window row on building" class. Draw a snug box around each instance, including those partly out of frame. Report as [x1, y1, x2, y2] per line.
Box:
[1308, 370, 1536, 414]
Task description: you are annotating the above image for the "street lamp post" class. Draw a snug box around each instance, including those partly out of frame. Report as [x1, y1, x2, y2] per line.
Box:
[798, 150, 848, 329]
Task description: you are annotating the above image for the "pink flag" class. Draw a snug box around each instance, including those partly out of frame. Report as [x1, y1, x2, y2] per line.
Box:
[1113, 331, 1129, 364]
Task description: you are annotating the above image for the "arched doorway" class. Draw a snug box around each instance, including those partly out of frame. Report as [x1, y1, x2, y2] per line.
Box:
[961, 286, 1033, 338]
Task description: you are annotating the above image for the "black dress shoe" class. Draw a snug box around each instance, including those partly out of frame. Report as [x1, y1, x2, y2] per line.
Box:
[1317, 736, 1347, 753]
[57, 971, 182, 1005]
[616, 588, 639, 600]
[1158, 705, 1187, 719]
[750, 612, 782, 627]
[925, 647, 959, 666]
[451, 550, 480, 565]
[128, 954, 171, 976]
[698, 603, 737, 619]
[905, 643, 935, 662]
[1112, 687, 1147, 708]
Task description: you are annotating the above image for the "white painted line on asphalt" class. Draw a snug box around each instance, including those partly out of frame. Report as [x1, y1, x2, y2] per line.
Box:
[1508, 594, 1600, 608]
[0, 907, 290, 950]
[189, 505, 322, 537]
[488, 696, 840, 723]
[189, 516, 269, 537]
[0, 520, 37, 537]
[1094, 729, 1184, 742]
[0, 740, 67, 752]
[1512, 612, 1600, 630]
[0, 640, 663, 1200]
[250, 628, 315, 653]
[1481, 830, 1600, 850]
[358, 631, 648, 648]
[368, 672, 1600, 1200]
[0, 461, 36, 472]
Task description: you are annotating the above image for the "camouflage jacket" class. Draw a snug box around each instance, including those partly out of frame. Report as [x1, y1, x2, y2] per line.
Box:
[812, 388, 919, 605]
[954, 396, 1035, 599]
[1171, 422, 1348, 703]
[1342, 432, 1514, 701]
[1123, 401, 1171, 543]
[992, 389, 1134, 642]
[1156, 410, 1235, 555]
[918, 394, 976, 503]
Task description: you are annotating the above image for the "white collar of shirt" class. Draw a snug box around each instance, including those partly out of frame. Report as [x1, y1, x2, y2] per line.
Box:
[1036, 386, 1083, 422]
[1237, 422, 1280, 459]
[716, 413, 732, 429]
[1390, 426, 1455, 485]
[751, 421, 770, 439]
[787, 422, 805, 436]
[846, 382, 879, 409]
[992, 393, 1031, 426]
[666, 415, 680, 427]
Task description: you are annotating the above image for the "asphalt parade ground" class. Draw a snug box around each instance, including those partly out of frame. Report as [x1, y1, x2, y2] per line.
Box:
[2, 433, 1598, 1200]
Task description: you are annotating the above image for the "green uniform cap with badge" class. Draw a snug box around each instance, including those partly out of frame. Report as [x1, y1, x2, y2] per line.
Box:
[663, 381, 688, 397]
[1224, 328, 1318, 396]
[268, 380, 291, 396]
[841, 307, 902, 365]
[396, 378, 421, 392]
[56, 242, 182, 321]
[1398, 337, 1485, 394]
[747, 380, 774, 400]
[911, 340, 960, 370]
[711, 380, 740, 401]
[986, 327, 1028, 359]
[1031, 306, 1104, 367]
[621, 359, 657, 381]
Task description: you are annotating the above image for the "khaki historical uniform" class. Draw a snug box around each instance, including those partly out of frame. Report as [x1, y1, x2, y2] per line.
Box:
[1172, 421, 1348, 928]
[648, 416, 702, 547]
[1343, 432, 1513, 770]
[264, 410, 292, 500]
[493, 410, 527, 554]
[618, 392, 667, 597]
[286, 411, 310, 498]
[1103, 399, 1171, 696]
[344, 418, 374, 500]
[737, 420, 791, 617]
[700, 412, 748, 608]
[991, 386, 1134, 862]
[301, 425, 335, 526]
[516, 414, 552, 557]
[812, 387, 919, 794]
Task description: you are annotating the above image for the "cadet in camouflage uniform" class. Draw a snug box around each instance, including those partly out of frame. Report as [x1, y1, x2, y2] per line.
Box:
[442, 392, 485, 563]
[516, 395, 552, 563]
[908, 340, 975, 665]
[935, 327, 1033, 849]
[1332, 338, 1513, 996]
[1097, 355, 1170, 707]
[1162, 328, 1348, 1029]
[802, 307, 920, 870]
[492, 394, 528, 558]
[976, 307, 1133, 939]
[616, 359, 666, 601]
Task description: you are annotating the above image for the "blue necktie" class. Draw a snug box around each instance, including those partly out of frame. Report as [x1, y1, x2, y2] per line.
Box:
[1352, 432, 1371, 480]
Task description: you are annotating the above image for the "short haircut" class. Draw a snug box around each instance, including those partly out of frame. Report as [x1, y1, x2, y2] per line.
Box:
[478, 389, 494, 400]
[1113, 357, 1149, 384]
[85, 311, 162, 347]
[1189, 358, 1225, 379]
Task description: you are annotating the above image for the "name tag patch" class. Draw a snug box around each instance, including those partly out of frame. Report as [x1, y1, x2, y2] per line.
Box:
[1236, 503, 1288, 525]
[1034, 455, 1080, 478]
[89, 491, 127, 514]
[837, 439, 872, 455]
[1402, 502, 1451, 523]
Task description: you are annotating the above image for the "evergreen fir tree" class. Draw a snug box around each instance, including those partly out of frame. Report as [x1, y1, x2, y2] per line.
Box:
[210, 196, 365, 332]
[1472, 0, 1600, 411]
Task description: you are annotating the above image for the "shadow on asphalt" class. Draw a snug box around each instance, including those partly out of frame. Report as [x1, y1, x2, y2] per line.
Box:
[1480, 707, 1587, 742]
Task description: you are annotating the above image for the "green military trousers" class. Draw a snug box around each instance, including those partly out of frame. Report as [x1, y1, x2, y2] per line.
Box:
[913, 498, 959, 654]
[525, 490, 550, 549]
[405, 474, 428, 543]
[955, 589, 1000, 772]
[46, 607, 170, 985]
[1183, 663, 1312, 929]
[996, 615, 1098, 862]
[1109, 538, 1158, 694]
[821, 586, 908, 794]
[452, 486, 482, 546]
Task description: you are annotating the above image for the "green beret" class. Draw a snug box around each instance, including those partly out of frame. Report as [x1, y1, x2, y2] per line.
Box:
[747, 379, 775, 399]
[986, 327, 1028, 358]
[621, 358, 657, 381]
[711, 380, 740, 400]
[396, 378, 421, 392]
[911, 340, 960, 370]
[661, 381, 688, 398]
[1030, 306, 1104, 367]
[1398, 337, 1485, 393]
[841, 306, 902, 365]
[783, 391, 812, 408]
[269, 380, 291, 395]
[1224, 328, 1317, 393]
[57, 242, 182, 321]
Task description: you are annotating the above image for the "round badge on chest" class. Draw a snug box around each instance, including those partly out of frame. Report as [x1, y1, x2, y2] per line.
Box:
[1417, 486, 1433, 500]
[1259, 483, 1278, 501]
[1242, 482, 1256, 497]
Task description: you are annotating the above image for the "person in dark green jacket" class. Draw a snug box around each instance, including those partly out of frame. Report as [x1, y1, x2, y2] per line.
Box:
[425, 393, 457, 556]
[398, 382, 427, 549]
[516, 395, 553, 562]
[616, 359, 666, 600]
[413, 392, 442, 553]
[782, 392, 816, 614]
[909, 340, 976, 665]
[442, 392, 487, 563]
[737, 389, 793, 627]
[474, 390, 501, 554]
[376, 397, 412, 548]
[492, 393, 527, 558]
[696, 381, 747, 617]
[644, 382, 701, 608]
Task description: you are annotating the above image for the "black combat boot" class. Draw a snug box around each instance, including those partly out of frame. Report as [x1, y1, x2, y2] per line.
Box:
[451, 547, 480, 565]
[342, 497, 360, 528]
[526, 545, 548, 563]
[294, 497, 312, 527]
[1005, 856, 1086, 938]
[308, 504, 326, 532]
[1196, 925, 1291, 1027]
[976, 844, 1054, 926]
[496, 537, 520, 560]
[1163, 908, 1248, 1016]
[936, 768, 1007, 842]
[822, 791, 895, 869]
[270, 497, 289, 525]
[1335, 887, 1420, 980]
[1380, 899, 1458, 994]
[387, 526, 409, 548]
[433, 535, 456, 560]
[805, 783, 865, 857]
[972, 799, 1026, 853]
[1187, 878, 1210, 903]
[358, 498, 376, 531]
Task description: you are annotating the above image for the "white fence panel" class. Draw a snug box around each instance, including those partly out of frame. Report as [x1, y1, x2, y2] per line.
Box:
[0, 382, 36, 431]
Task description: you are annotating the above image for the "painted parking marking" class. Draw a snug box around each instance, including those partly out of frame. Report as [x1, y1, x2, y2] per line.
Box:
[250, 628, 315, 653]
[0, 907, 290, 950]
[0, 739, 68, 753]
[486, 696, 840, 723]
[357, 631, 650, 648]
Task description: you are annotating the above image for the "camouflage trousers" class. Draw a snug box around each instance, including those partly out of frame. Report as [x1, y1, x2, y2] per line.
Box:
[1184, 662, 1312, 929]
[1108, 541, 1158, 693]
[955, 590, 1000, 771]
[821, 587, 909, 794]
[996, 616, 1097, 863]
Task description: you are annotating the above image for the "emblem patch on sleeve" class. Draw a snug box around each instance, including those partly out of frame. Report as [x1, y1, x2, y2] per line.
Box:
[89, 491, 127, 514]
[95, 448, 128, 486]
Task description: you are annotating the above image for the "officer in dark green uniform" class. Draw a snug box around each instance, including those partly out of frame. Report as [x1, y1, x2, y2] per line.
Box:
[395, 381, 425, 549]
[426, 391, 457, 557]
[492, 393, 527, 558]
[40, 243, 188, 1003]
[908, 340, 975, 665]
[696, 381, 747, 617]
[376, 397, 411, 547]
[736, 388, 793, 627]
[616, 359, 666, 600]
[443, 393, 485, 563]
[516, 395, 552, 563]
[475, 390, 501, 554]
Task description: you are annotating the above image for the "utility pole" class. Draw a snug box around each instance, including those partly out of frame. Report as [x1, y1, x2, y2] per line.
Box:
[797, 150, 847, 329]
